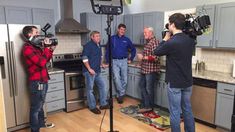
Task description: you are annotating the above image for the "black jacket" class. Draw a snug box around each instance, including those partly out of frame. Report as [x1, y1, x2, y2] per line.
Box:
[154, 33, 196, 88]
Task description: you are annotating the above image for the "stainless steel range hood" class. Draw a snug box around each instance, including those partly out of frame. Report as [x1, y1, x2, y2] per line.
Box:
[55, 0, 90, 33]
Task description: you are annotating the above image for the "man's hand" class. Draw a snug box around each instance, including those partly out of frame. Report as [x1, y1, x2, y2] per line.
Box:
[163, 32, 171, 41]
[88, 68, 95, 75]
[49, 45, 56, 51]
[127, 60, 132, 64]
[137, 53, 143, 61]
[101, 63, 109, 68]
[43, 37, 52, 46]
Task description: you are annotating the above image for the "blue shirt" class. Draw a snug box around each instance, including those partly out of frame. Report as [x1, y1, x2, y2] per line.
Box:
[82, 40, 102, 73]
[105, 35, 136, 63]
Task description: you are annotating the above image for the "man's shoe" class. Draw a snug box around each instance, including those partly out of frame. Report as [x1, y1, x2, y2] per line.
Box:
[117, 96, 124, 104]
[44, 123, 55, 128]
[137, 108, 152, 113]
[90, 108, 101, 114]
[100, 104, 110, 110]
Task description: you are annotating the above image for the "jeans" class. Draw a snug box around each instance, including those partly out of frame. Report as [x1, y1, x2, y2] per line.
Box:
[167, 84, 195, 132]
[139, 72, 158, 109]
[29, 81, 48, 132]
[83, 72, 108, 109]
[112, 58, 128, 97]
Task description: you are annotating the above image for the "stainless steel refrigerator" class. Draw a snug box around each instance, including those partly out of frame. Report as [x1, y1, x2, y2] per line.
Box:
[0, 24, 38, 131]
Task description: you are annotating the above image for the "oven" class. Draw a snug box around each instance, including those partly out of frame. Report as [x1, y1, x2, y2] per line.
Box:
[52, 53, 86, 112]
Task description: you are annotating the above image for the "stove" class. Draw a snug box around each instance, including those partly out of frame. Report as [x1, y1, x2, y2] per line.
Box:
[52, 53, 86, 112]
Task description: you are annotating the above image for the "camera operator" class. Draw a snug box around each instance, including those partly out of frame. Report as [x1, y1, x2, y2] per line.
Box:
[154, 13, 196, 132]
[22, 26, 56, 132]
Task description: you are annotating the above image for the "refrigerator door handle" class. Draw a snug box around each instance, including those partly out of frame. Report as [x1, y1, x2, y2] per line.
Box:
[0, 56, 6, 79]
[10, 41, 18, 96]
[6, 42, 14, 97]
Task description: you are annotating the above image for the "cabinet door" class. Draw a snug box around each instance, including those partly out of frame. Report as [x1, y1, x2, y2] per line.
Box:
[196, 5, 216, 47]
[80, 13, 102, 45]
[5, 6, 32, 24]
[124, 14, 133, 41]
[161, 82, 169, 109]
[154, 81, 162, 106]
[132, 14, 144, 45]
[114, 15, 124, 33]
[126, 74, 133, 96]
[215, 93, 234, 129]
[144, 12, 164, 41]
[32, 8, 55, 34]
[0, 6, 6, 24]
[133, 75, 141, 99]
[215, 3, 235, 48]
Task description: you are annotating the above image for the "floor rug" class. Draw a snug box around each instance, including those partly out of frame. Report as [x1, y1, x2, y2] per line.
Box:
[120, 105, 171, 131]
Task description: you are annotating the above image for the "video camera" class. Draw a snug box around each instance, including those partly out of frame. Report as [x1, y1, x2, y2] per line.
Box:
[162, 11, 211, 40]
[29, 23, 58, 48]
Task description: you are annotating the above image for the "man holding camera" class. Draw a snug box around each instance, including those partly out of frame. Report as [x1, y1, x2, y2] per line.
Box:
[154, 13, 195, 132]
[22, 26, 56, 132]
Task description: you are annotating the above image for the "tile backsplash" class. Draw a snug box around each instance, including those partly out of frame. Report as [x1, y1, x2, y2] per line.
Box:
[194, 48, 235, 73]
[54, 34, 83, 54]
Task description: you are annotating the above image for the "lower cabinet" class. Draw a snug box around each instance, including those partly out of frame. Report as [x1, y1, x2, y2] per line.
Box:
[126, 67, 141, 99]
[47, 72, 65, 113]
[154, 72, 169, 109]
[215, 82, 234, 130]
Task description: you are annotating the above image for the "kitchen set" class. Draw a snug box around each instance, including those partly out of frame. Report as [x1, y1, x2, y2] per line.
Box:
[1, 0, 235, 132]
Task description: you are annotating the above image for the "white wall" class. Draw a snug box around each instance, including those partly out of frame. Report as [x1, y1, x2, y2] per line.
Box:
[124, 0, 235, 14]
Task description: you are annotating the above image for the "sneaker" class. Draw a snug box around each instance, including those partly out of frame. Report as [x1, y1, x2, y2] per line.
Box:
[90, 108, 101, 114]
[45, 123, 55, 128]
[137, 108, 152, 113]
[100, 104, 110, 110]
[117, 96, 124, 104]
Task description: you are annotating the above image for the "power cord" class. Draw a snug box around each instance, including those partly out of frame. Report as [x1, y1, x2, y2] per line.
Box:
[99, 109, 107, 132]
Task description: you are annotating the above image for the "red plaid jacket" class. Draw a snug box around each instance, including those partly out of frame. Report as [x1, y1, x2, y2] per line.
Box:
[140, 37, 160, 74]
[23, 42, 53, 82]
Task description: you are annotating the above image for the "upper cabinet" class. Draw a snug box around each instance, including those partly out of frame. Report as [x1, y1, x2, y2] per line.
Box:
[124, 12, 164, 45]
[5, 6, 32, 24]
[196, 2, 235, 49]
[32, 8, 55, 34]
[196, 5, 215, 47]
[214, 3, 235, 48]
[0, 6, 6, 24]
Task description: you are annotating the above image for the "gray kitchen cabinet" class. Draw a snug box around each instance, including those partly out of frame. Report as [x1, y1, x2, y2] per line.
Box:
[47, 72, 65, 113]
[196, 3, 235, 48]
[123, 14, 133, 40]
[126, 67, 141, 99]
[215, 82, 234, 130]
[214, 3, 235, 48]
[80, 13, 102, 45]
[5, 6, 32, 24]
[154, 72, 169, 109]
[132, 14, 144, 45]
[0, 6, 6, 24]
[32, 8, 55, 34]
[143, 12, 164, 41]
[196, 5, 215, 47]
[114, 15, 124, 33]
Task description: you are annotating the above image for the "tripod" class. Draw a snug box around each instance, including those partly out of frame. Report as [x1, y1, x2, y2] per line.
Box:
[106, 14, 119, 132]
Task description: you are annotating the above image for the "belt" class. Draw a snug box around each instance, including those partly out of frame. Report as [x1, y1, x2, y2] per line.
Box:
[112, 57, 127, 60]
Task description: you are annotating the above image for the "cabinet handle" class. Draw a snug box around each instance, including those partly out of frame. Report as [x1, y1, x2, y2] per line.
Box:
[51, 87, 57, 90]
[50, 79, 56, 81]
[223, 89, 232, 92]
[51, 96, 58, 99]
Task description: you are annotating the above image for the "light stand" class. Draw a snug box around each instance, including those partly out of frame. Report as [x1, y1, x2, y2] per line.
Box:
[90, 1, 123, 132]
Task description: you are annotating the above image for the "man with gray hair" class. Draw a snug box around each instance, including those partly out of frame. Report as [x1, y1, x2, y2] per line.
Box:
[137, 27, 160, 113]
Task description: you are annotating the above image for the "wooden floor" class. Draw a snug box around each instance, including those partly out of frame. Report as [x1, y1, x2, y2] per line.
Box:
[17, 97, 221, 132]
